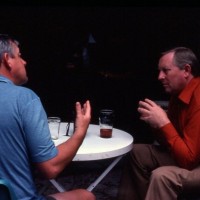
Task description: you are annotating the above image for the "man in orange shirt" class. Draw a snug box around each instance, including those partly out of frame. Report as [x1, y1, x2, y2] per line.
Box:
[117, 47, 200, 200]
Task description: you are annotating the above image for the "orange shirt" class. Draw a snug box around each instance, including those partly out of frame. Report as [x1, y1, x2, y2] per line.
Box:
[160, 77, 200, 170]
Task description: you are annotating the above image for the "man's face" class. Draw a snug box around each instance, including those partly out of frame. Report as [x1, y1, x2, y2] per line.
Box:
[9, 43, 28, 85]
[158, 52, 187, 95]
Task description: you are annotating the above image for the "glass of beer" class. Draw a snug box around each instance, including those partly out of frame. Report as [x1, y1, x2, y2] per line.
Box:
[99, 109, 114, 138]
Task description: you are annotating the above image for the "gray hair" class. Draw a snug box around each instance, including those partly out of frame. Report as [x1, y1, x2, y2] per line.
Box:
[161, 47, 200, 77]
[0, 34, 19, 61]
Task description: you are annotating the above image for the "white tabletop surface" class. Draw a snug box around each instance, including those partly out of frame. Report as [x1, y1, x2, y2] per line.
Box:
[54, 122, 134, 161]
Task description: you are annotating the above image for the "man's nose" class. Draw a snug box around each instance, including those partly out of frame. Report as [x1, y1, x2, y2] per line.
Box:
[158, 71, 165, 80]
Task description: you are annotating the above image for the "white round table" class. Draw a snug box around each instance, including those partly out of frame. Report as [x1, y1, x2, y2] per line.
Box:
[54, 122, 134, 161]
[51, 122, 134, 192]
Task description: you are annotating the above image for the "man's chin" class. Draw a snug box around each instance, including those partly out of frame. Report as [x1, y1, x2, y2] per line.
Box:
[164, 88, 171, 94]
[19, 77, 28, 85]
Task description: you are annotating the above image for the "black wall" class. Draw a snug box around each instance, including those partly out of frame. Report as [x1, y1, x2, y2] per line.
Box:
[1, 6, 200, 142]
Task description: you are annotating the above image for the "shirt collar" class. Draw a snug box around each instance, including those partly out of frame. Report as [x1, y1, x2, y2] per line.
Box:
[0, 75, 14, 85]
[178, 77, 200, 104]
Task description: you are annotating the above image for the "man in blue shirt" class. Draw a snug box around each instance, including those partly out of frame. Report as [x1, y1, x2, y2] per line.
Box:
[0, 34, 95, 200]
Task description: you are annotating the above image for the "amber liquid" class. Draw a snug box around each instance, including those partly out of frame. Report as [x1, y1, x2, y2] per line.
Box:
[100, 128, 112, 138]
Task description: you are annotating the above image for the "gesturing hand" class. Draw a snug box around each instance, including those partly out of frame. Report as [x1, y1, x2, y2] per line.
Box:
[74, 100, 91, 136]
[137, 98, 170, 129]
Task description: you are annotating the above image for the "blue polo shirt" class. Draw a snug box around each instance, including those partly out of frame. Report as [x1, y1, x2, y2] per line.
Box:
[0, 75, 58, 200]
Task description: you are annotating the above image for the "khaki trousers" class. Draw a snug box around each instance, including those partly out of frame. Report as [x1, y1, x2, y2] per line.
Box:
[117, 144, 200, 200]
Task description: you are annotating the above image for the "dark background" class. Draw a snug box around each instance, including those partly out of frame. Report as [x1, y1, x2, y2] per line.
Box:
[1, 5, 200, 142]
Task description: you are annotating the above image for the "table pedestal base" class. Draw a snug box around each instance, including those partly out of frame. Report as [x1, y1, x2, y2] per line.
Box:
[87, 156, 122, 191]
[48, 155, 123, 192]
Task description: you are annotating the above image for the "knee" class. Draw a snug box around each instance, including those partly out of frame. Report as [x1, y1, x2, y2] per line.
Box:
[151, 167, 167, 183]
[87, 191, 96, 200]
[81, 189, 96, 200]
[150, 166, 177, 185]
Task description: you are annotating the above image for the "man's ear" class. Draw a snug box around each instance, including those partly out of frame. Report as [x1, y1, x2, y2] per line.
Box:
[2, 53, 11, 71]
[183, 64, 192, 78]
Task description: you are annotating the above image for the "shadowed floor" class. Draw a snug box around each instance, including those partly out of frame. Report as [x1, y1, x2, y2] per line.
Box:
[36, 158, 125, 200]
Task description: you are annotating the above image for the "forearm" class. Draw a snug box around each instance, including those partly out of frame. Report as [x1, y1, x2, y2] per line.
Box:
[55, 133, 84, 170]
[160, 123, 200, 169]
[36, 133, 86, 179]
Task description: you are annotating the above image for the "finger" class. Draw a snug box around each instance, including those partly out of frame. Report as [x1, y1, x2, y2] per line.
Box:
[138, 101, 151, 110]
[138, 100, 146, 108]
[82, 100, 88, 111]
[81, 100, 91, 116]
[144, 98, 156, 106]
[75, 102, 81, 115]
[137, 107, 142, 113]
[139, 115, 149, 122]
[85, 100, 91, 117]
[81, 100, 87, 111]
[138, 107, 149, 115]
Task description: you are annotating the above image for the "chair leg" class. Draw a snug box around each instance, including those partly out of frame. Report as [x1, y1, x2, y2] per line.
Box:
[38, 180, 50, 195]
